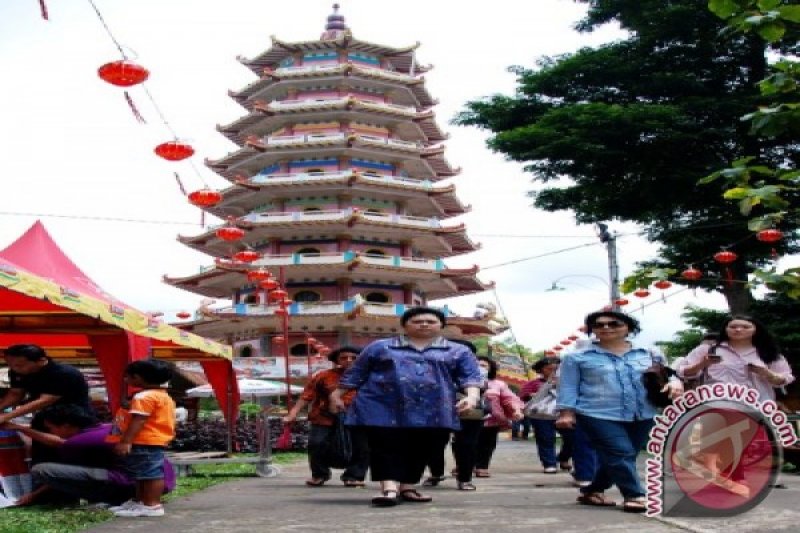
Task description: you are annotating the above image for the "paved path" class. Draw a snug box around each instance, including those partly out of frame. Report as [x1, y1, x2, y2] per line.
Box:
[86, 439, 800, 532]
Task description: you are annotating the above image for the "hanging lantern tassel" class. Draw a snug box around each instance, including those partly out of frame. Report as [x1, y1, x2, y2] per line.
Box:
[174, 172, 187, 196]
[39, 0, 49, 20]
[124, 91, 147, 123]
[200, 210, 206, 228]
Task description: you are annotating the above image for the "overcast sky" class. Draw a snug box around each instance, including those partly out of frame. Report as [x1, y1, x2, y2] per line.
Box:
[1, 0, 758, 351]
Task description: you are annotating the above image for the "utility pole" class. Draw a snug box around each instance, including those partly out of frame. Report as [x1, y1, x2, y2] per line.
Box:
[596, 223, 621, 310]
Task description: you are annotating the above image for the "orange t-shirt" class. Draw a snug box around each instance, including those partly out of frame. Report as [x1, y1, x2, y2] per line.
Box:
[107, 389, 176, 446]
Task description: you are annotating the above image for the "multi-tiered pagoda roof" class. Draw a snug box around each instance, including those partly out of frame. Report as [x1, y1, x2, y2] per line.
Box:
[167, 5, 498, 351]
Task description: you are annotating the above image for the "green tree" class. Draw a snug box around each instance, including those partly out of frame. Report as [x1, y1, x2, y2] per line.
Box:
[455, 0, 799, 313]
[703, 0, 800, 298]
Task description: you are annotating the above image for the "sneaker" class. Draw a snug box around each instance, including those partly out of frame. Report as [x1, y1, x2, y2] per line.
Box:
[113, 502, 165, 517]
[572, 480, 592, 488]
[543, 467, 558, 474]
[108, 499, 138, 512]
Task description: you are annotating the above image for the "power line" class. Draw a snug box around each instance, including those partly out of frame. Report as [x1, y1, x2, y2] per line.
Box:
[482, 241, 604, 270]
[0, 211, 200, 226]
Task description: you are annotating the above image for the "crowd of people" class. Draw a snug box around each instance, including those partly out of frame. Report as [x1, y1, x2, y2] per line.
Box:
[0, 307, 796, 517]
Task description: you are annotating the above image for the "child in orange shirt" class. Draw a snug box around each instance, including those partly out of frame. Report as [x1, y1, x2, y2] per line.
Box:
[107, 360, 175, 517]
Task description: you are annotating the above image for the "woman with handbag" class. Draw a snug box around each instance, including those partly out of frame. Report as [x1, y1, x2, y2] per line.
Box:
[474, 357, 524, 478]
[556, 311, 683, 513]
[524, 357, 573, 474]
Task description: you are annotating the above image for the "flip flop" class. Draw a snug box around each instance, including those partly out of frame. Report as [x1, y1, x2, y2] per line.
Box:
[305, 478, 328, 487]
[371, 490, 399, 507]
[576, 493, 617, 507]
[422, 476, 446, 487]
[457, 482, 477, 491]
[343, 480, 366, 487]
[399, 489, 433, 503]
[622, 499, 647, 513]
[474, 470, 491, 478]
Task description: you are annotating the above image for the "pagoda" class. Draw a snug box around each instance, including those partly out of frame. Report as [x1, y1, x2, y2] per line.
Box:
[165, 5, 499, 360]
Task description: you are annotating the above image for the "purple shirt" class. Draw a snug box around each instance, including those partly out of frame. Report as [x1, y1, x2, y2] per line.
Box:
[59, 424, 175, 491]
[339, 336, 483, 430]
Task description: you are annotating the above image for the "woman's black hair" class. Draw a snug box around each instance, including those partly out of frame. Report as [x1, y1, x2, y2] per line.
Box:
[533, 357, 561, 374]
[125, 360, 173, 385]
[39, 404, 98, 429]
[584, 310, 641, 336]
[447, 338, 477, 354]
[327, 346, 361, 363]
[717, 315, 780, 364]
[702, 332, 720, 342]
[477, 356, 497, 380]
[400, 306, 446, 327]
[4, 344, 49, 361]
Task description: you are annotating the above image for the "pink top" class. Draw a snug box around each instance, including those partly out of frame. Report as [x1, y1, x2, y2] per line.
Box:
[682, 342, 794, 401]
[484, 379, 523, 428]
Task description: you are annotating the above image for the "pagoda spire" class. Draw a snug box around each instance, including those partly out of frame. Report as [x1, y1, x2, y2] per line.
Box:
[321, 3, 348, 39]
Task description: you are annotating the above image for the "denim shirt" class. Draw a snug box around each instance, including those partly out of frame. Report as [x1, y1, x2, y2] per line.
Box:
[339, 336, 483, 430]
[557, 343, 664, 422]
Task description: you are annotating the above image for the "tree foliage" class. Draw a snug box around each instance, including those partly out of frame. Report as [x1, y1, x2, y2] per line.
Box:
[703, 0, 800, 298]
[455, 0, 800, 313]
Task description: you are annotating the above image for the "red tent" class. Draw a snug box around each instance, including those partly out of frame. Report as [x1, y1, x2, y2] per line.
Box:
[0, 221, 239, 425]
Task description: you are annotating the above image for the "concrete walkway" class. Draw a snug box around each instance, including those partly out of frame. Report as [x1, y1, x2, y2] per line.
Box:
[86, 439, 800, 533]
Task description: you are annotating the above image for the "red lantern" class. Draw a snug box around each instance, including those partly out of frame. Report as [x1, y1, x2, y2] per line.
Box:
[247, 269, 270, 282]
[273, 336, 285, 344]
[653, 280, 672, 290]
[155, 141, 195, 161]
[274, 307, 288, 316]
[714, 250, 738, 264]
[756, 229, 783, 243]
[544, 350, 556, 356]
[98, 60, 150, 87]
[233, 250, 260, 263]
[269, 289, 288, 301]
[614, 298, 629, 306]
[634, 289, 650, 298]
[259, 279, 279, 290]
[215, 226, 245, 242]
[176, 311, 191, 319]
[188, 189, 222, 208]
[560, 340, 571, 346]
[553, 346, 564, 351]
[568, 335, 579, 341]
[682, 267, 703, 281]
[281, 298, 293, 307]
[578, 325, 588, 333]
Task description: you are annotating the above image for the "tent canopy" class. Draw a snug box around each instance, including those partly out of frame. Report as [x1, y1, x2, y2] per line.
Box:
[0, 221, 237, 420]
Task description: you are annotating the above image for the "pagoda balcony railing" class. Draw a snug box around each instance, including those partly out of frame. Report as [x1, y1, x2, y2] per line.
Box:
[200, 252, 444, 273]
[238, 208, 442, 228]
[260, 132, 422, 151]
[249, 169, 434, 190]
[273, 64, 417, 83]
[268, 96, 417, 116]
[213, 300, 454, 319]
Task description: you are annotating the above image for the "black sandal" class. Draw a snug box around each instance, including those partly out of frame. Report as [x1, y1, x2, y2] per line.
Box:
[371, 490, 399, 507]
[422, 476, 446, 487]
[399, 489, 432, 503]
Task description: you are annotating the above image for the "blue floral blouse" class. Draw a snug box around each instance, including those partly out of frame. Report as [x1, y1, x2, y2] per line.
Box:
[339, 336, 483, 430]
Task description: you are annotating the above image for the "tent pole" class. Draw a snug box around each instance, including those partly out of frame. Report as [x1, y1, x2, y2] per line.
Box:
[226, 362, 234, 454]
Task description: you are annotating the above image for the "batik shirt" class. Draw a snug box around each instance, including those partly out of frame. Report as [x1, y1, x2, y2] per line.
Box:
[339, 336, 483, 430]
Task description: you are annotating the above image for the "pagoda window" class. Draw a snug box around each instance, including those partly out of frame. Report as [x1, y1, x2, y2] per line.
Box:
[296, 247, 321, 256]
[293, 290, 321, 303]
[364, 248, 386, 257]
[290, 343, 310, 356]
[365, 292, 391, 303]
[303, 207, 322, 213]
[239, 345, 254, 358]
[306, 168, 325, 175]
[364, 208, 383, 215]
[244, 294, 258, 304]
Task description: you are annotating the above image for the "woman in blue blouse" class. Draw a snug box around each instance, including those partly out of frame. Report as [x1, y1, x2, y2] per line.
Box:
[556, 311, 682, 513]
[330, 307, 483, 507]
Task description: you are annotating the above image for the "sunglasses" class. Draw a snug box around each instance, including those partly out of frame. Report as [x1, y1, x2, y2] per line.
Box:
[591, 320, 626, 329]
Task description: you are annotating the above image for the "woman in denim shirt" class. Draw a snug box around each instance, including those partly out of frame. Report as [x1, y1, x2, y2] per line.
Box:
[556, 311, 682, 513]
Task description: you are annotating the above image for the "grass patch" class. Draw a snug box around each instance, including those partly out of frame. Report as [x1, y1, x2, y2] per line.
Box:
[1, 452, 306, 533]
